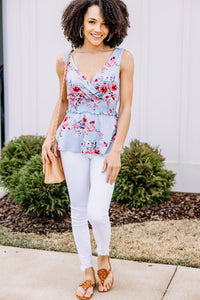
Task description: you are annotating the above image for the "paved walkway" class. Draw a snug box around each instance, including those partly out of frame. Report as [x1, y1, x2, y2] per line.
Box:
[0, 245, 200, 300]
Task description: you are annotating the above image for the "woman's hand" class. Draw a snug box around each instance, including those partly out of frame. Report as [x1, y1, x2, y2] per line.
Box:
[42, 136, 59, 165]
[101, 150, 121, 185]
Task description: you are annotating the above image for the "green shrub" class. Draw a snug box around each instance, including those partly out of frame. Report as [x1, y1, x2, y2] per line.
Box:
[0, 135, 45, 189]
[10, 154, 70, 219]
[112, 139, 176, 208]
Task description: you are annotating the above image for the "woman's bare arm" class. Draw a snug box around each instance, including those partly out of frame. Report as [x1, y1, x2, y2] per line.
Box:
[102, 50, 134, 184]
[46, 54, 68, 139]
[111, 49, 134, 152]
[42, 54, 68, 164]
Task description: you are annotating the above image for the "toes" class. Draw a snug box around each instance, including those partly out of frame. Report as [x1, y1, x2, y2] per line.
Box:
[99, 285, 104, 292]
[102, 281, 107, 292]
[76, 286, 93, 298]
[76, 286, 85, 297]
[103, 282, 107, 291]
[107, 276, 112, 289]
[105, 282, 109, 291]
[103, 274, 113, 291]
[98, 281, 104, 292]
[85, 287, 93, 298]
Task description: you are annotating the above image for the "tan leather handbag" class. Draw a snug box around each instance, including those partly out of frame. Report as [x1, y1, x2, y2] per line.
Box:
[43, 49, 73, 184]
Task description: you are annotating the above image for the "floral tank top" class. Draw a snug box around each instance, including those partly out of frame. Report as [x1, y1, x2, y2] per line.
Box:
[56, 47, 125, 155]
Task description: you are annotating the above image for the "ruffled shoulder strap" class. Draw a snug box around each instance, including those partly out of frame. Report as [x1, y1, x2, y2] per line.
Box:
[63, 50, 71, 66]
[115, 47, 125, 66]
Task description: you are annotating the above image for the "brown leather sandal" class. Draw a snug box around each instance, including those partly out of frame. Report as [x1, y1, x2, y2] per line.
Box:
[76, 279, 96, 300]
[97, 256, 114, 293]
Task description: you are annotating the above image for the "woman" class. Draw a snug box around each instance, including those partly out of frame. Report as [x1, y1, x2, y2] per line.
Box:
[42, 0, 134, 299]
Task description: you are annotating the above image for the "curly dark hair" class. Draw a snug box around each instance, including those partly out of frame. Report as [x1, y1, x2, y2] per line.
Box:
[61, 0, 130, 48]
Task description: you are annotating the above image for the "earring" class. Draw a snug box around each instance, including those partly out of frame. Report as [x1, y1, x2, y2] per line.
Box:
[80, 26, 84, 38]
[106, 33, 111, 42]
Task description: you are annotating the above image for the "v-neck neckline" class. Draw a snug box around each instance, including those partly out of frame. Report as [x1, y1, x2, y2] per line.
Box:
[70, 48, 117, 85]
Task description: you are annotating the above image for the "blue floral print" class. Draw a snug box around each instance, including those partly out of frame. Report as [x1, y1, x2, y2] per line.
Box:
[56, 47, 125, 155]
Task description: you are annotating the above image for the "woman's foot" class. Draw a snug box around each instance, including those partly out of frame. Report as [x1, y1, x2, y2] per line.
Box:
[97, 255, 114, 292]
[76, 267, 96, 299]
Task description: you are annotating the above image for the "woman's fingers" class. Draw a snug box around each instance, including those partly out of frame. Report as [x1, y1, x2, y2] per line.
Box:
[107, 166, 120, 185]
[101, 158, 107, 173]
[110, 166, 121, 185]
[42, 147, 48, 164]
[106, 165, 120, 185]
[53, 143, 58, 157]
[103, 153, 121, 184]
[42, 145, 54, 164]
[103, 158, 119, 184]
[47, 149, 55, 163]
[106, 166, 112, 184]
[42, 149, 50, 164]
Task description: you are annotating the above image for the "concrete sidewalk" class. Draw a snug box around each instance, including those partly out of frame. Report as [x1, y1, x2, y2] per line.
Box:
[0, 245, 200, 300]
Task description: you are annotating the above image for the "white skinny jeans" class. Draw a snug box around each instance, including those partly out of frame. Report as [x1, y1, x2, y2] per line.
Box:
[60, 151, 115, 271]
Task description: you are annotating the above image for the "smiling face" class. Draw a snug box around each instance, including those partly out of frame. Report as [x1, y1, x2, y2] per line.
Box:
[82, 5, 109, 48]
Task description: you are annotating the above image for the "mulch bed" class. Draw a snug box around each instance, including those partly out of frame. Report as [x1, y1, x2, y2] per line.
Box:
[0, 192, 199, 236]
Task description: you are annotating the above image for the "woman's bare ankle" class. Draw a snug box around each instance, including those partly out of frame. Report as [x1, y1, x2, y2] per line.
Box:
[97, 255, 110, 269]
[85, 267, 95, 282]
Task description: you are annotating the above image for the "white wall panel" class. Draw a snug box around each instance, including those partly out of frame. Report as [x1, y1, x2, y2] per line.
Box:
[2, 0, 200, 192]
[187, 0, 200, 163]
[19, 0, 38, 134]
[178, 0, 192, 164]
[36, 0, 70, 135]
[147, 0, 182, 162]
[3, 0, 22, 139]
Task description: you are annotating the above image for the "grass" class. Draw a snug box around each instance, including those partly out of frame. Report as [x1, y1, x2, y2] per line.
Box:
[0, 219, 199, 268]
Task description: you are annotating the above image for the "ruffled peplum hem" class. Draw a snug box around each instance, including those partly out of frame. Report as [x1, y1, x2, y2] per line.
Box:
[56, 111, 124, 155]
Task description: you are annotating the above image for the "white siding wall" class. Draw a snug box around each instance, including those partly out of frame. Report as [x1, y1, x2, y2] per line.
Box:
[2, 0, 200, 192]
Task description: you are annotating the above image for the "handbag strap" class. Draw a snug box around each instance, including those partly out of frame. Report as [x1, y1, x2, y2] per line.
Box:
[52, 49, 73, 147]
